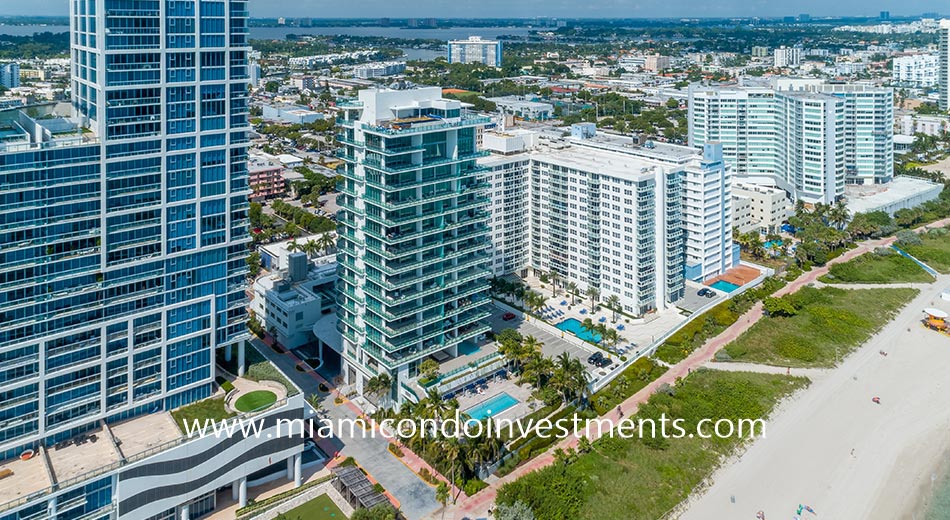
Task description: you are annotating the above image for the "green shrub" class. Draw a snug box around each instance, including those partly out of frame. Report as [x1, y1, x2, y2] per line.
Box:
[387, 443, 404, 458]
[463, 479, 488, 496]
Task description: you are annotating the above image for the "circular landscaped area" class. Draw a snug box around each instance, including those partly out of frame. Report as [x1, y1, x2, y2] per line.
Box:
[234, 390, 277, 412]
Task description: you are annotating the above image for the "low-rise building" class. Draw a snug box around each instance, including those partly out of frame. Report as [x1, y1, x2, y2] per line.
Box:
[252, 252, 338, 349]
[486, 95, 554, 121]
[732, 182, 792, 233]
[249, 154, 287, 201]
[353, 61, 406, 79]
[262, 103, 325, 124]
[846, 176, 945, 216]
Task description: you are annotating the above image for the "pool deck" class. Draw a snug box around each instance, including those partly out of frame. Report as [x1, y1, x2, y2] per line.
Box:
[454, 379, 537, 423]
[704, 264, 761, 289]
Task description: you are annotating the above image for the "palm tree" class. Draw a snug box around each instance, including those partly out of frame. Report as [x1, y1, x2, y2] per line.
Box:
[435, 481, 450, 519]
[586, 286, 600, 312]
[566, 282, 578, 305]
[306, 393, 324, 417]
[581, 318, 596, 334]
[830, 199, 850, 231]
[524, 291, 544, 319]
[303, 239, 318, 259]
[365, 373, 393, 408]
[422, 388, 450, 421]
[550, 352, 589, 403]
[603, 328, 620, 350]
[604, 294, 621, 322]
[549, 270, 561, 296]
[442, 437, 462, 503]
[520, 354, 553, 388]
[318, 232, 337, 255]
[521, 335, 543, 366]
[286, 238, 301, 254]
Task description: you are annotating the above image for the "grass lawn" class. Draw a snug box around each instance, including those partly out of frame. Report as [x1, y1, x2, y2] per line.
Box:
[217, 342, 300, 396]
[283, 493, 347, 519]
[820, 251, 933, 284]
[496, 370, 809, 520]
[234, 390, 277, 412]
[904, 229, 950, 274]
[171, 397, 235, 433]
[724, 287, 919, 367]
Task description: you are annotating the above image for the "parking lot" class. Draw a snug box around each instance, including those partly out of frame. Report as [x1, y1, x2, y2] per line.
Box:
[677, 280, 728, 314]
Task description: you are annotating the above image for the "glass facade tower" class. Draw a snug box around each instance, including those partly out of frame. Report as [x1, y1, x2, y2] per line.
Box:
[0, 0, 250, 465]
[335, 87, 493, 404]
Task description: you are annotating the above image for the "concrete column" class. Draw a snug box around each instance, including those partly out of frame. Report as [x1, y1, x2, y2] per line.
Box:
[238, 477, 247, 508]
[224, 344, 232, 362]
[237, 342, 245, 377]
[180, 505, 190, 520]
[286, 455, 294, 481]
[294, 452, 302, 488]
[232, 480, 240, 501]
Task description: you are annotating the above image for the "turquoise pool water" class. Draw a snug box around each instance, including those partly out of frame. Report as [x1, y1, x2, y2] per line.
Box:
[556, 318, 602, 343]
[764, 239, 784, 249]
[464, 392, 519, 420]
[711, 280, 741, 293]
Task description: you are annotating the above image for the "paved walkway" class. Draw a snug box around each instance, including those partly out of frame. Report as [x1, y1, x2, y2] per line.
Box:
[445, 219, 950, 519]
[250, 337, 443, 520]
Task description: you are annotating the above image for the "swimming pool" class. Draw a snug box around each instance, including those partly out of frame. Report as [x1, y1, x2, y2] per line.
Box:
[764, 239, 784, 249]
[556, 318, 602, 343]
[464, 392, 520, 420]
[711, 280, 741, 293]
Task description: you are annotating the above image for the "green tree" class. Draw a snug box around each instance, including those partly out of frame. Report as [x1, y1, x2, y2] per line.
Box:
[246, 251, 261, 278]
[494, 501, 536, 520]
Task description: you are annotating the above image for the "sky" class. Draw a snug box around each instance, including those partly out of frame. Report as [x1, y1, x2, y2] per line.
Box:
[1, 0, 946, 20]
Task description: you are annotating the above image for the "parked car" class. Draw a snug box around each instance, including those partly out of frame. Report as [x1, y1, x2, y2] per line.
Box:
[502, 312, 516, 321]
[697, 288, 712, 297]
[597, 357, 614, 368]
[587, 351, 604, 365]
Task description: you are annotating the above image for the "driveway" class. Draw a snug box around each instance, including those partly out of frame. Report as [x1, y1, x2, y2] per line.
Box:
[250, 338, 440, 519]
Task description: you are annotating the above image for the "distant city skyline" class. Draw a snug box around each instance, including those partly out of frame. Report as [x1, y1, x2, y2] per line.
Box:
[0, 0, 946, 20]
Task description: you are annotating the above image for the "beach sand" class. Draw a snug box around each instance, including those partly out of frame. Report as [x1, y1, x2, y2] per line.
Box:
[679, 277, 950, 520]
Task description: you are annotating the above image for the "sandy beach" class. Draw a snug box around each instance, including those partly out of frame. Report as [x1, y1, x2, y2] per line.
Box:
[680, 276, 950, 520]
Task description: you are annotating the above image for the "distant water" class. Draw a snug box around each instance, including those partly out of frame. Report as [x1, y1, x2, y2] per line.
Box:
[248, 26, 536, 41]
[0, 24, 69, 36]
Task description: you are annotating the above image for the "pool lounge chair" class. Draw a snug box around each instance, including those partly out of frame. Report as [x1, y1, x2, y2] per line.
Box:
[580, 309, 588, 315]
[599, 316, 607, 323]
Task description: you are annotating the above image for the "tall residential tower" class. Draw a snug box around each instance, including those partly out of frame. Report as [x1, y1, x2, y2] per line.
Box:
[0, 2, 305, 519]
[335, 87, 494, 405]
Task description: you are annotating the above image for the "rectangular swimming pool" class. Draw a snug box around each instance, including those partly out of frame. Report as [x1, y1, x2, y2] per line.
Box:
[711, 280, 741, 293]
[464, 392, 520, 420]
[556, 317, 602, 343]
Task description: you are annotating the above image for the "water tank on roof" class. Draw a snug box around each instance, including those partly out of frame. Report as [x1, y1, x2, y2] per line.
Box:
[288, 252, 309, 283]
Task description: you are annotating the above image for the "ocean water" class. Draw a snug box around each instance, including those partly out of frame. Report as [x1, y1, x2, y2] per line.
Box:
[925, 469, 950, 520]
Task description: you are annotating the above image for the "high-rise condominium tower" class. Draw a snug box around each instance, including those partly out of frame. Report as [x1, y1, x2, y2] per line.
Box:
[0, 2, 304, 519]
[335, 87, 494, 405]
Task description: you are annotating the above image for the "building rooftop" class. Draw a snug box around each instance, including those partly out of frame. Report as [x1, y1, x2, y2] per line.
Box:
[46, 426, 120, 484]
[0, 450, 51, 507]
[532, 142, 677, 180]
[570, 132, 699, 164]
[846, 176, 944, 214]
[110, 412, 182, 460]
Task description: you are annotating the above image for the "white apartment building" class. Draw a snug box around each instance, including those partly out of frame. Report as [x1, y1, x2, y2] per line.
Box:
[447, 36, 503, 67]
[732, 182, 792, 233]
[353, 61, 407, 79]
[251, 252, 338, 349]
[479, 129, 736, 313]
[892, 54, 939, 87]
[689, 79, 894, 205]
[900, 113, 950, 136]
[940, 20, 950, 111]
[774, 47, 803, 68]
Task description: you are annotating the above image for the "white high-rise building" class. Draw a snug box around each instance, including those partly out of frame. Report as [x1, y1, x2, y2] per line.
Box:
[689, 79, 894, 204]
[479, 129, 737, 312]
[774, 47, 803, 68]
[892, 54, 939, 87]
[447, 36, 503, 67]
[940, 20, 950, 111]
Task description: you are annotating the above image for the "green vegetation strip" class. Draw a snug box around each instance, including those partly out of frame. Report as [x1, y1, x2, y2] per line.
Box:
[171, 397, 235, 433]
[496, 370, 809, 520]
[903, 227, 950, 274]
[725, 287, 919, 367]
[235, 474, 335, 519]
[234, 390, 278, 412]
[282, 493, 348, 520]
[820, 249, 932, 284]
